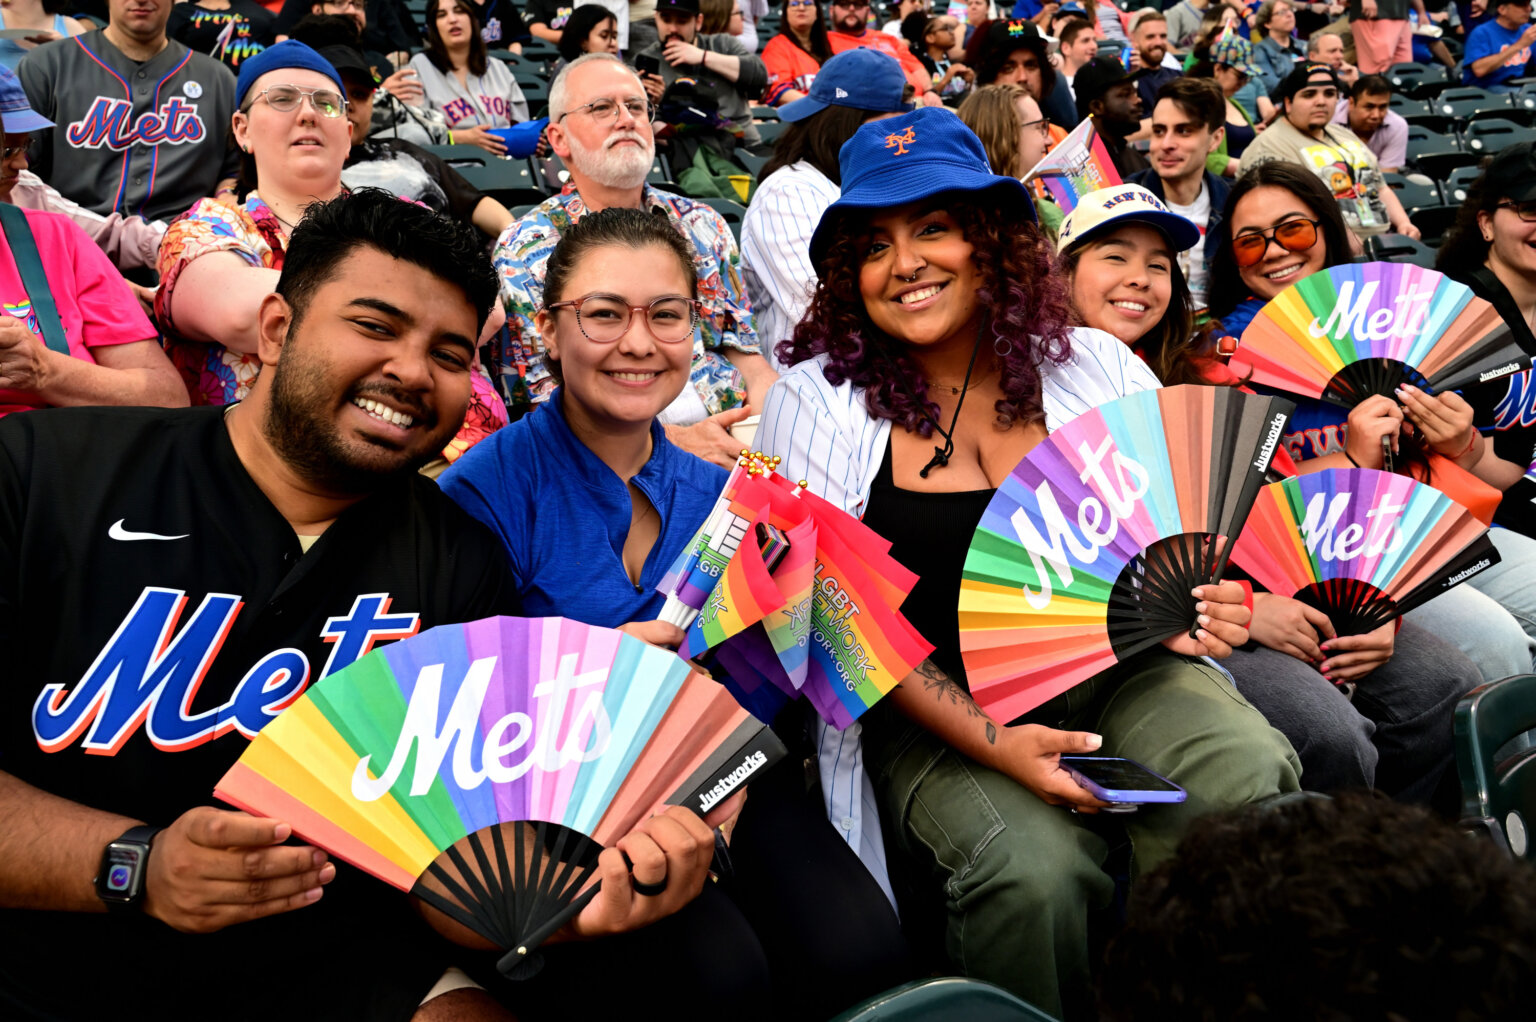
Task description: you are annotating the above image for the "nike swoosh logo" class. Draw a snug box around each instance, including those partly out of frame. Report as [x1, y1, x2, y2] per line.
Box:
[108, 519, 189, 542]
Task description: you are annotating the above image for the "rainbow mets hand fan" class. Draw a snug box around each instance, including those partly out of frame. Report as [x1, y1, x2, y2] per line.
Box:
[214, 616, 785, 977]
[959, 385, 1294, 724]
[1231, 468, 1499, 635]
[1230, 262, 1525, 408]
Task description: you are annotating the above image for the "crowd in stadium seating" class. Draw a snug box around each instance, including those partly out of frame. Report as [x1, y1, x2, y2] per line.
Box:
[4, 0, 1536, 1018]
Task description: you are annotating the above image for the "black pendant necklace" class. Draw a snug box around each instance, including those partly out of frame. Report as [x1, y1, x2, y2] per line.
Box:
[918, 332, 987, 479]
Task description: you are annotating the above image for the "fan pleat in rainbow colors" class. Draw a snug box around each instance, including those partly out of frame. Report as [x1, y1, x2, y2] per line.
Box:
[960, 386, 1294, 724]
[1231, 468, 1499, 635]
[1230, 262, 1525, 408]
[214, 616, 784, 976]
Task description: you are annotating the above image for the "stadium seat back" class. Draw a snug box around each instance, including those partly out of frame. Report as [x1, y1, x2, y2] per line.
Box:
[1407, 203, 1459, 245]
[1368, 234, 1439, 269]
[423, 144, 495, 167]
[1466, 118, 1536, 155]
[452, 159, 548, 206]
[829, 978, 1062, 1022]
[1444, 164, 1483, 203]
[1383, 172, 1441, 209]
[1456, 675, 1536, 862]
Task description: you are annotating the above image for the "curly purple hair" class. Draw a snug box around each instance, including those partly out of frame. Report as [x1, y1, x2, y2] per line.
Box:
[776, 191, 1074, 436]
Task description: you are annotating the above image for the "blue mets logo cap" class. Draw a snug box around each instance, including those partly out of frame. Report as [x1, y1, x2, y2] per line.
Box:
[808, 107, 1034, 268]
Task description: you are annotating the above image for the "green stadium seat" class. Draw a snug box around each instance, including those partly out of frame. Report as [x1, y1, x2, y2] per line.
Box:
[1384, 172, 1442, 210]
[453, 159, 548, 206]
[1456, 674, 1536, 862]
[1444, 164, 1483, 203]
[830, 978, 1061, 1022]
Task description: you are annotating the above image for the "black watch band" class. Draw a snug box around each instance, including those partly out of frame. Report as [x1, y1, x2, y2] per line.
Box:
[95, 824, 162, 913]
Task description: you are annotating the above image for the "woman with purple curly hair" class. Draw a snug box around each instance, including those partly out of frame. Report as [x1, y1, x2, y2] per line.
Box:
[756, 107, 1300, 1020]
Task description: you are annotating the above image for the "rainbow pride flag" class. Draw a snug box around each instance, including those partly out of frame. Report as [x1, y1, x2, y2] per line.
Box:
[1023, 118, 1122, 215]
[676, 467, 933, 730]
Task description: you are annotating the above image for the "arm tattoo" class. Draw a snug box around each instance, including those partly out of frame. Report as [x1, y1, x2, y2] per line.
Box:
[915, 659, 996, 742]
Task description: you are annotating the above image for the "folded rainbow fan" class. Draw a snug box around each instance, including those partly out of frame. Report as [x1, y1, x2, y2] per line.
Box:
[1230, 262, 1525, 409]
[959, 385, 1295, 724]
[1231, 468, 1499, 635]
[214, 616, 785, 977]
[658, 454, 934, 730]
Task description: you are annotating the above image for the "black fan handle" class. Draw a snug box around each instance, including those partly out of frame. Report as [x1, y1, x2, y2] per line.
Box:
[497, 882, 602, 979]
[1187, 397, 1296, 640]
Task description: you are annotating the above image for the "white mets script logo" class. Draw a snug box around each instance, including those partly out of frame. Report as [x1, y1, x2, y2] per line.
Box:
[351, 653, 613, 801]
[1008, 437, 1150, 609]
[1306, 279, 1437, 342]
[1299, 491, 1406, 562]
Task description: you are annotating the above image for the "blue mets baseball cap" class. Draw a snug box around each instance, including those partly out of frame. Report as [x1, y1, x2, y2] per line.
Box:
[779, 48, 914, 123]
[808, 106, 1034, 267]
[0, 66, 52, 133]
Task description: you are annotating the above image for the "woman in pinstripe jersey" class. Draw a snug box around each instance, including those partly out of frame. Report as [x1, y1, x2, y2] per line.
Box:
[758, 108, 1299, 1019]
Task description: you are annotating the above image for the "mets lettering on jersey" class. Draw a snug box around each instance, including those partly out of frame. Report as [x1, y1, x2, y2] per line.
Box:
[67, 96, 206, 150]
[32, 588, 419, 756]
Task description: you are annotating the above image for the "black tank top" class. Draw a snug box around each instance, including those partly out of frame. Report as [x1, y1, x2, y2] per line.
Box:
[860, 434, 995, 691]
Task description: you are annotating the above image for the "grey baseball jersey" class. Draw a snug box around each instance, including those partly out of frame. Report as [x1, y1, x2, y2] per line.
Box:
[18, 31, 239, 223]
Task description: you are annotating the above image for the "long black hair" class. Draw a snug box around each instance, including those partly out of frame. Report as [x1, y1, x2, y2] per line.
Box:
[423, 0, 489, 76]
[1207, 161, 1352, 319]
[557, 4, 618, 63]
[775, 0, 832, 64]
[1436, 154, 1502, 278]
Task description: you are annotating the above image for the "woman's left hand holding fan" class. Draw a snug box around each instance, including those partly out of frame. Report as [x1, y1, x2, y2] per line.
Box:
[1159, 582, 1252, 659]
[1396, 385, 1481, 468]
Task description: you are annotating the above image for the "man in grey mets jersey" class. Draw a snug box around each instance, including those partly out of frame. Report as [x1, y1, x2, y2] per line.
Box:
[18, 0, 239, 223]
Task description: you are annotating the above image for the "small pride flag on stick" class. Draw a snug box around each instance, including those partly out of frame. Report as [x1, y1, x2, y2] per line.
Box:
[671, 464, 933, 730]
[1023, 117, 1122, 215]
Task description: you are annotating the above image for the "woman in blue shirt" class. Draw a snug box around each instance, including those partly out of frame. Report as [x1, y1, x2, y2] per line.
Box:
[439, 206, 912, 1019]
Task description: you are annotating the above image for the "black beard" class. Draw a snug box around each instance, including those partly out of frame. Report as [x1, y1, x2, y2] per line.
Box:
[263, 343, 441, 494]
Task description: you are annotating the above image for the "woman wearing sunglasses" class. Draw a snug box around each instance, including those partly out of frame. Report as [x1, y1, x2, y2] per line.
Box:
[1059, 183, 1482, 806]
[1210, 161, 1536, 687]
[1439, 142, 1536, 360]
[758, 109, 1300, 1020]
[157, 41, 507, 463]
[440, 206, 914, 1020]
[762, 0, 833, 105]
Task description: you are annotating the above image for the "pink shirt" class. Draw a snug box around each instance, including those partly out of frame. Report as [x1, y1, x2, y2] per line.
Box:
[0, 207, 154, 416]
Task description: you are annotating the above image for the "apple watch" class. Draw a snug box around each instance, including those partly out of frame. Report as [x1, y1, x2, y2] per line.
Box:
[94, 825, 161, 912]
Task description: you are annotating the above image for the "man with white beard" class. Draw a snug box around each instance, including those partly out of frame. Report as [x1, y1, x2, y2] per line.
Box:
[491, 53, 774, 466]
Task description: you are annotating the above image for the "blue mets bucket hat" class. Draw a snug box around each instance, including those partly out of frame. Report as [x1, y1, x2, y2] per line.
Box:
[808, 107, 1034, 268]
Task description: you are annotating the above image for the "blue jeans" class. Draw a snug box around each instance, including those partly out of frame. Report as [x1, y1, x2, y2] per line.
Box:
[1404, 581, 1534, 683]
[1222, 620, 1480, 802]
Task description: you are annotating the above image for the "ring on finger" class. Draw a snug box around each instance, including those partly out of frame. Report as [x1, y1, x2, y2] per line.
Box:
[630, 874, 668, 896]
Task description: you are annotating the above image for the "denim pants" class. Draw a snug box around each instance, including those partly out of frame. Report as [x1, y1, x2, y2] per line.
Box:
[1403, 528, 1536, 683]
[864, 652, 1301, 1020]
[1222, 619, 1480, 802]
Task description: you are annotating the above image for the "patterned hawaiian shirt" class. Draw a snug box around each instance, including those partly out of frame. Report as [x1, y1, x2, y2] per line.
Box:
[155, 192, 507, 464]
[490, 183, 760, 417]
